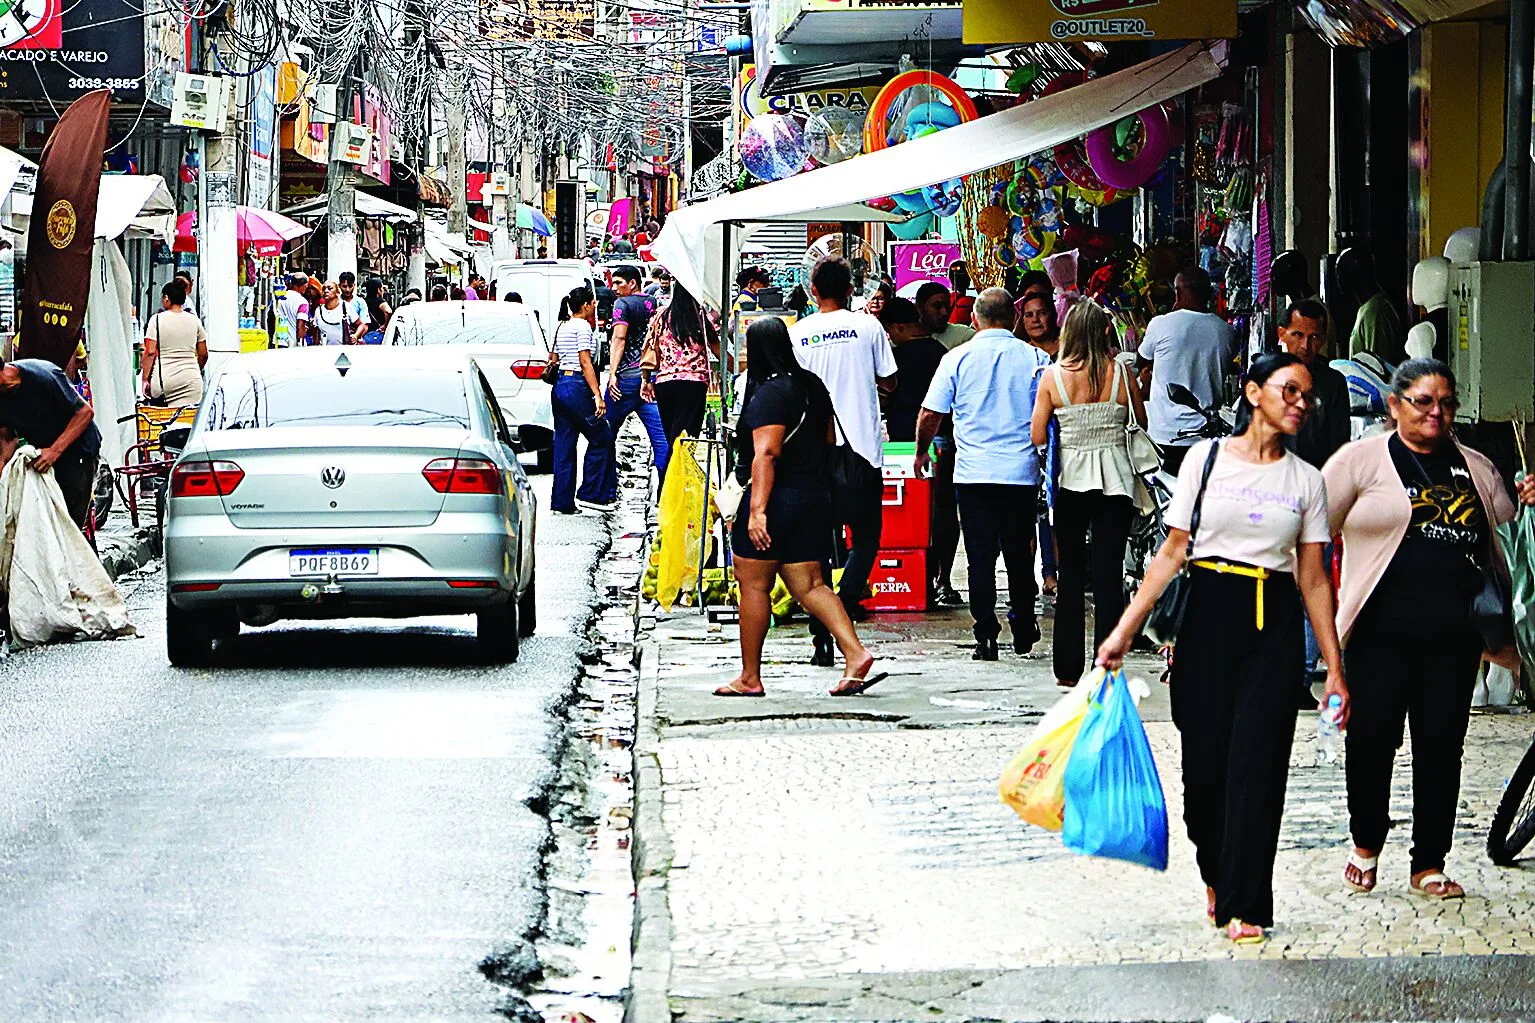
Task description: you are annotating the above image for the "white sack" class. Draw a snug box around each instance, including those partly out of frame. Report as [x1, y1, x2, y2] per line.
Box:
[0, 446, 134, 648]
[85, 238, 137, 470]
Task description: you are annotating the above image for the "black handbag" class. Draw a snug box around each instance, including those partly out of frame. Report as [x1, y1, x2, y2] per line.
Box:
[1143, 441, 1222, 647]
[825, 404, 881, 523]
[1471, 555, 1514, 653]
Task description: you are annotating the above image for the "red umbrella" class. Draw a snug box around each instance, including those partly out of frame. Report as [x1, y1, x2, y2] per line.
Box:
[175, 206, 312, 257]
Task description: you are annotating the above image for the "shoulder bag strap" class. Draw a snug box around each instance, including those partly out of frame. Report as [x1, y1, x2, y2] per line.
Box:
[1184, 441, 1222, 560]
[153, 312, 166, 394]
[1111, 359, 1125, 405]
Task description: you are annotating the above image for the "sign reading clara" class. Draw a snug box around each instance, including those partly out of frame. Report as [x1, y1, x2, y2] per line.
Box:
[962, 0, 1235, 45]
[0, 0, 146, 101]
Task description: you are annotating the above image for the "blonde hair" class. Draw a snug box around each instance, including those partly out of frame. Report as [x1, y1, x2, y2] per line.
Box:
[1058, 301, 1113, 395]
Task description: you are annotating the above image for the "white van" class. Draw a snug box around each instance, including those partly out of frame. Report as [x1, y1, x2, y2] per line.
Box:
[492, 259, 601, 336]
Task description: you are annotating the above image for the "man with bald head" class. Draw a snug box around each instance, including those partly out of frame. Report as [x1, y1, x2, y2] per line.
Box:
[914, 287, 1051, 661]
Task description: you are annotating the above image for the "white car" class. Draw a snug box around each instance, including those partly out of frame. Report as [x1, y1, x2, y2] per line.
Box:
[491, 258, 600, 337]
[383, 301, 554, 470]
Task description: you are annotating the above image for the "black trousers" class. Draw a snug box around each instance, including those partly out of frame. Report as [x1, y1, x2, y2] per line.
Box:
[930, 437, 960, 588]
[1343, 626, 1482, 875]
[54, 452, 99, 529]
[955, 483, 1037, 642]
[1051, 488, 1133, 683]
[1172, 565, 1303, 928]
[655, 379, 707, 449]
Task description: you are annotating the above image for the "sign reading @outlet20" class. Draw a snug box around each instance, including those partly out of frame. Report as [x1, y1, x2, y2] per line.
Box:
[962, 0, 1235, 45]
[0, 0, 146, 101]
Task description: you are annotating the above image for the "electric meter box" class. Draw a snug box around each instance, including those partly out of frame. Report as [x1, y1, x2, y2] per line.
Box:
[170, 73, 229, 131]
[1446, 260, 1535, 423]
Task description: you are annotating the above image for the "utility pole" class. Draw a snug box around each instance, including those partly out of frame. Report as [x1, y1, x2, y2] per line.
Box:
[490, 53, 511, 262]
[325, 59, 358, 282]
[405, 0, 429, 295]
[446, 58, 468, 240]
[193, 19, 239, 378]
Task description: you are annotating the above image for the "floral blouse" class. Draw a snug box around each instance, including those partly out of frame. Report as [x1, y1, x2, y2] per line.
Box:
[649, 313, 711, 385]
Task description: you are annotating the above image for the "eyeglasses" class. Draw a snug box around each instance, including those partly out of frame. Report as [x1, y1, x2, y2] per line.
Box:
[1264, 381, 1317, 408]
[1398, 393, 1459, 414]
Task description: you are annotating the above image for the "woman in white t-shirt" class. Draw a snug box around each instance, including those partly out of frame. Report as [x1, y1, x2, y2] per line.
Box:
[1097, 352, 1349, 947]
[308, 281, 365, 345]
[141, 279, 208, 405]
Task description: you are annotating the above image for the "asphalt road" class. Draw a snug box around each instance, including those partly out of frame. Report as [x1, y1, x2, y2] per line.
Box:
[0, 478, 607, 1021]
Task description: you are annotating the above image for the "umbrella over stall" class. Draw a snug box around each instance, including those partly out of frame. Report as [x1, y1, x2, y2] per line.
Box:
[175, 206, 312, 256]
[515, 203, 552, 237]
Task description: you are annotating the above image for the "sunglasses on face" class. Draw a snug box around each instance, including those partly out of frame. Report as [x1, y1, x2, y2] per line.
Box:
[1399, 393, 1459, 414]
[1264, 381, 1317, 409]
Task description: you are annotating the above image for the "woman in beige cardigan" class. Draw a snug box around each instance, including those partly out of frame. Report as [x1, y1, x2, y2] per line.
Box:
[1324, 358, 1535, 900]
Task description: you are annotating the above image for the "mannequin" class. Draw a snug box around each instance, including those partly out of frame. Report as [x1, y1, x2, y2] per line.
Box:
[1444, 227, 1480, 266]
[1405, 256, 1450, 362]
[1251, 249, 1313, 358]
[1338, 246, 1404, 362]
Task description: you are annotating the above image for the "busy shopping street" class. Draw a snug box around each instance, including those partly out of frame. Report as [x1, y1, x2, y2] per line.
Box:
[7, 0, 1535, 1020]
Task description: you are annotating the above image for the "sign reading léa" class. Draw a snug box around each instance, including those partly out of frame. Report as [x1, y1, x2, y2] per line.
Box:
[890, 241, 961, 292]
[963, 0, 1235, 45]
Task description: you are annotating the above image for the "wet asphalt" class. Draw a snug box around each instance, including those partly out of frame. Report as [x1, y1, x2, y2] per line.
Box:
[0, 478, 607, 1020]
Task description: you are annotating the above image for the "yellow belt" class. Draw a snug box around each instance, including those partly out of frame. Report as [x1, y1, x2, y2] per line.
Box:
[1191, 559, 1271, 630]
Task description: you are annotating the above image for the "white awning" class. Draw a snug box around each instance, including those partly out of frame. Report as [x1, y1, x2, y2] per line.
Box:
[0, 145, 36, 201]
[652, 41, 1226, 308]
[11, 173, 176, 242]
[283, 190, 419, 224]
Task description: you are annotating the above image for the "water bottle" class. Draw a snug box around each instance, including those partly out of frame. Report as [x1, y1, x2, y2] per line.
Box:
[1317, 694, 1343, 765]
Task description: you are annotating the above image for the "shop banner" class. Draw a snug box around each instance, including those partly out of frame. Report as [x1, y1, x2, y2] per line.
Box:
[0, 0, 146, 102]
[890, 241, 961, 292]
[963, 0, 1236, 45]
[21, 89, 109, 369]
[607, 197, 635, 240]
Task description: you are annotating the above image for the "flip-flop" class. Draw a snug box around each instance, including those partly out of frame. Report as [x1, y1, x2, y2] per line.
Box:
[1410, 872, 1465, 900]
[713, 685, 765, 698]
[829, 672, 888, 697]
[1343, 851, 1378, 893]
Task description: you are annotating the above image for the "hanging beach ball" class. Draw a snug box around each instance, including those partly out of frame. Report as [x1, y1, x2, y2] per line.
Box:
[805, 107, 866, 166]
[738, 114, 810, 182]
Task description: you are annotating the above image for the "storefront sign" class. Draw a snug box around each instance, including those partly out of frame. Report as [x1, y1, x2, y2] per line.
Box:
[528, 0, 595, 40]
[963, 0, 1236, 45]
[0, 0, 147, 101]
[890, 241, 960, 291]
[248, 65, 277, 208]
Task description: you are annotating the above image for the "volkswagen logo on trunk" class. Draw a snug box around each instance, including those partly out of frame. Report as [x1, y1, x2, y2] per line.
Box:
[320, 466, 346, 489]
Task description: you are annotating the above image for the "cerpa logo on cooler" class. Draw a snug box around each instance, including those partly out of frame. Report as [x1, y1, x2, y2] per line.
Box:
[873, 577, 912, 594]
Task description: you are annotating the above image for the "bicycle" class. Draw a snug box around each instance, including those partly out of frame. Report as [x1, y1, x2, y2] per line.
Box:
[1488, 730, 1535, 865]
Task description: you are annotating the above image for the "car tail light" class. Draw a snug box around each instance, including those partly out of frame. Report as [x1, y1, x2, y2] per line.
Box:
[422, 457, 502, 494]
[170, 460, 245, 497]
[511, 360, 545, 380]
[447, 579, 497, 589]
[172, 583, 222, 593]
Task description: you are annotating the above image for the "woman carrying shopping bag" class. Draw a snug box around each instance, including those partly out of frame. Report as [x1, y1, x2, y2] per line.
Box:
[1031, 301, 1147, 689]
[1096, 352, 1348, 946]
[1324, 358, 1535, 900]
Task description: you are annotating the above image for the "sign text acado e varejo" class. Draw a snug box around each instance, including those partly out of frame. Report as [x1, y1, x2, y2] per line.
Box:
[962, 0, 1236, 46]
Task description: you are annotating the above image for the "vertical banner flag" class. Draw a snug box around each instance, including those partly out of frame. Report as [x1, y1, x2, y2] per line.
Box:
[22, 89, 110, 368]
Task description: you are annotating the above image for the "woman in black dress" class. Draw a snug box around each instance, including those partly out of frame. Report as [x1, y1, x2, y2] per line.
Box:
[715, 317, 884, 698]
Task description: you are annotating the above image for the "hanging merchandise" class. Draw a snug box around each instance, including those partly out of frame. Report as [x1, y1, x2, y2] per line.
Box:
[1085, 105, 1175, 192]
[804, 107, 865, 166]
[889, 211, 936, 241]
[862, 70, 979, 155]
[1189, 105, 1221, 184]
[738, 113, 810, 182]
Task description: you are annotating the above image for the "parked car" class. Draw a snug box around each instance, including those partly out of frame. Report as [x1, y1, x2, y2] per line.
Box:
[382, 300, 554, 471]
[164, 347, 538, 667]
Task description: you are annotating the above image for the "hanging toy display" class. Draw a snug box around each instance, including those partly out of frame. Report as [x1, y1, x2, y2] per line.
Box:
[1084, 104, 1175, 191]
[976, 205, 1010, 240]
[862, 70, 979, 154]
[804, 107, 866, 166]
[802, 233, 885, 298]
[738, 113, 810, 182]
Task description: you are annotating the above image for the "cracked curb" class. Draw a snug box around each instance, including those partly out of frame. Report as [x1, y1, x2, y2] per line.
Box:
[626, 638, 673, 1023]
[98, 527, 156, 583]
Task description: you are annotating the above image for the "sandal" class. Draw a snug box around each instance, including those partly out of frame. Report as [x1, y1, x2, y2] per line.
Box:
[1226, 918, 1266, 945]
[1410, 872, 1465, 900]
[1343, 851, 1378, 893]
[829, 672, 888, 697]
[713, 683, 765, 698]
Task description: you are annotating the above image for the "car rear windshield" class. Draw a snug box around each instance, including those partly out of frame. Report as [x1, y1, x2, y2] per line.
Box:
[393, 312, 543, 348]
[202, 367, 471, 430]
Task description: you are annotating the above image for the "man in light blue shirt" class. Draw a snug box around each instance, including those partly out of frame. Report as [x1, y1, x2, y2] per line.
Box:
[915, 287, 1050, 660]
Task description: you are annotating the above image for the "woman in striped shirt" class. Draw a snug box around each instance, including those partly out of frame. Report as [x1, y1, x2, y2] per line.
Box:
[550, 285, 610, 514]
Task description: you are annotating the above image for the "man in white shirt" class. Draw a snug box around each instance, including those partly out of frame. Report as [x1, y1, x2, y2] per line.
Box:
[791, 255, 897, 634]
[915, 281, 976, 350]
[337, 272, 368, 332]
[915, 287, 1051, 660]
[1136, 266, 1238, 475]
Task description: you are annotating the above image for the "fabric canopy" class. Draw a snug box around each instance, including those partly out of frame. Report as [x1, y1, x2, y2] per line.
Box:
[175, 206, 312, 256]
[652, 41, 1225, 308]
[283, 191, 419, 224]
[14, 174, 176, 242]
[0, 145, 36, 201]
[515, 203, 552, 237]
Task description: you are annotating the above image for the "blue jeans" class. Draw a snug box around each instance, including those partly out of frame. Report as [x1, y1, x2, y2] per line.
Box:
[580, 371, 669, 503]
[1301, 542, 1334, 683]
[551, 375, 610, 512]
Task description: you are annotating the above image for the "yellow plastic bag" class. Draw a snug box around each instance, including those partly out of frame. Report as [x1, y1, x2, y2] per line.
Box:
[655, 436, 715, 611]
[999, 674, 1098, 832]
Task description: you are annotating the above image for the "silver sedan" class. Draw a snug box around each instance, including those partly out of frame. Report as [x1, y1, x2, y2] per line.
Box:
[164, 347, 538, 666]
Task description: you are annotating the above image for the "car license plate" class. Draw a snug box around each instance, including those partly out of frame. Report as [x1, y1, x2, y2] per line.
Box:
[288, 547, 379, 576]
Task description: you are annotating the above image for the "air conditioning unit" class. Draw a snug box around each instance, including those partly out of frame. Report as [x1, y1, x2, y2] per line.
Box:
[486, 171, 512, 196]
[331, 122, 374, 165]
[310, 84, 340, 124]
[170, 73, 229, 131]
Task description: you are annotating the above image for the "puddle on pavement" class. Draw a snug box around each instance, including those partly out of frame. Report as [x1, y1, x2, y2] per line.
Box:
[528, 446, 650, 1023]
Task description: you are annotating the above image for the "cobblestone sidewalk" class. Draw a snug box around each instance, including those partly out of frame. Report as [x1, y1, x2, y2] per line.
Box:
[633, 602, 1535, 1022]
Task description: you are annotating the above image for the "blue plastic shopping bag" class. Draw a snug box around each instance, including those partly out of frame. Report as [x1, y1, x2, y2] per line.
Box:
[1061, 670, 1169, 871]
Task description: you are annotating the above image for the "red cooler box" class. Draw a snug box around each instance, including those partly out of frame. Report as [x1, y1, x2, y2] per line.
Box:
[880, 468, 931, 549]
[865, 549, 927, 612]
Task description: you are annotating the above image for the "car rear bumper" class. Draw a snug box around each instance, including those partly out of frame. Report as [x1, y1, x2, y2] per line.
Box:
[165, 512, 519, 614]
